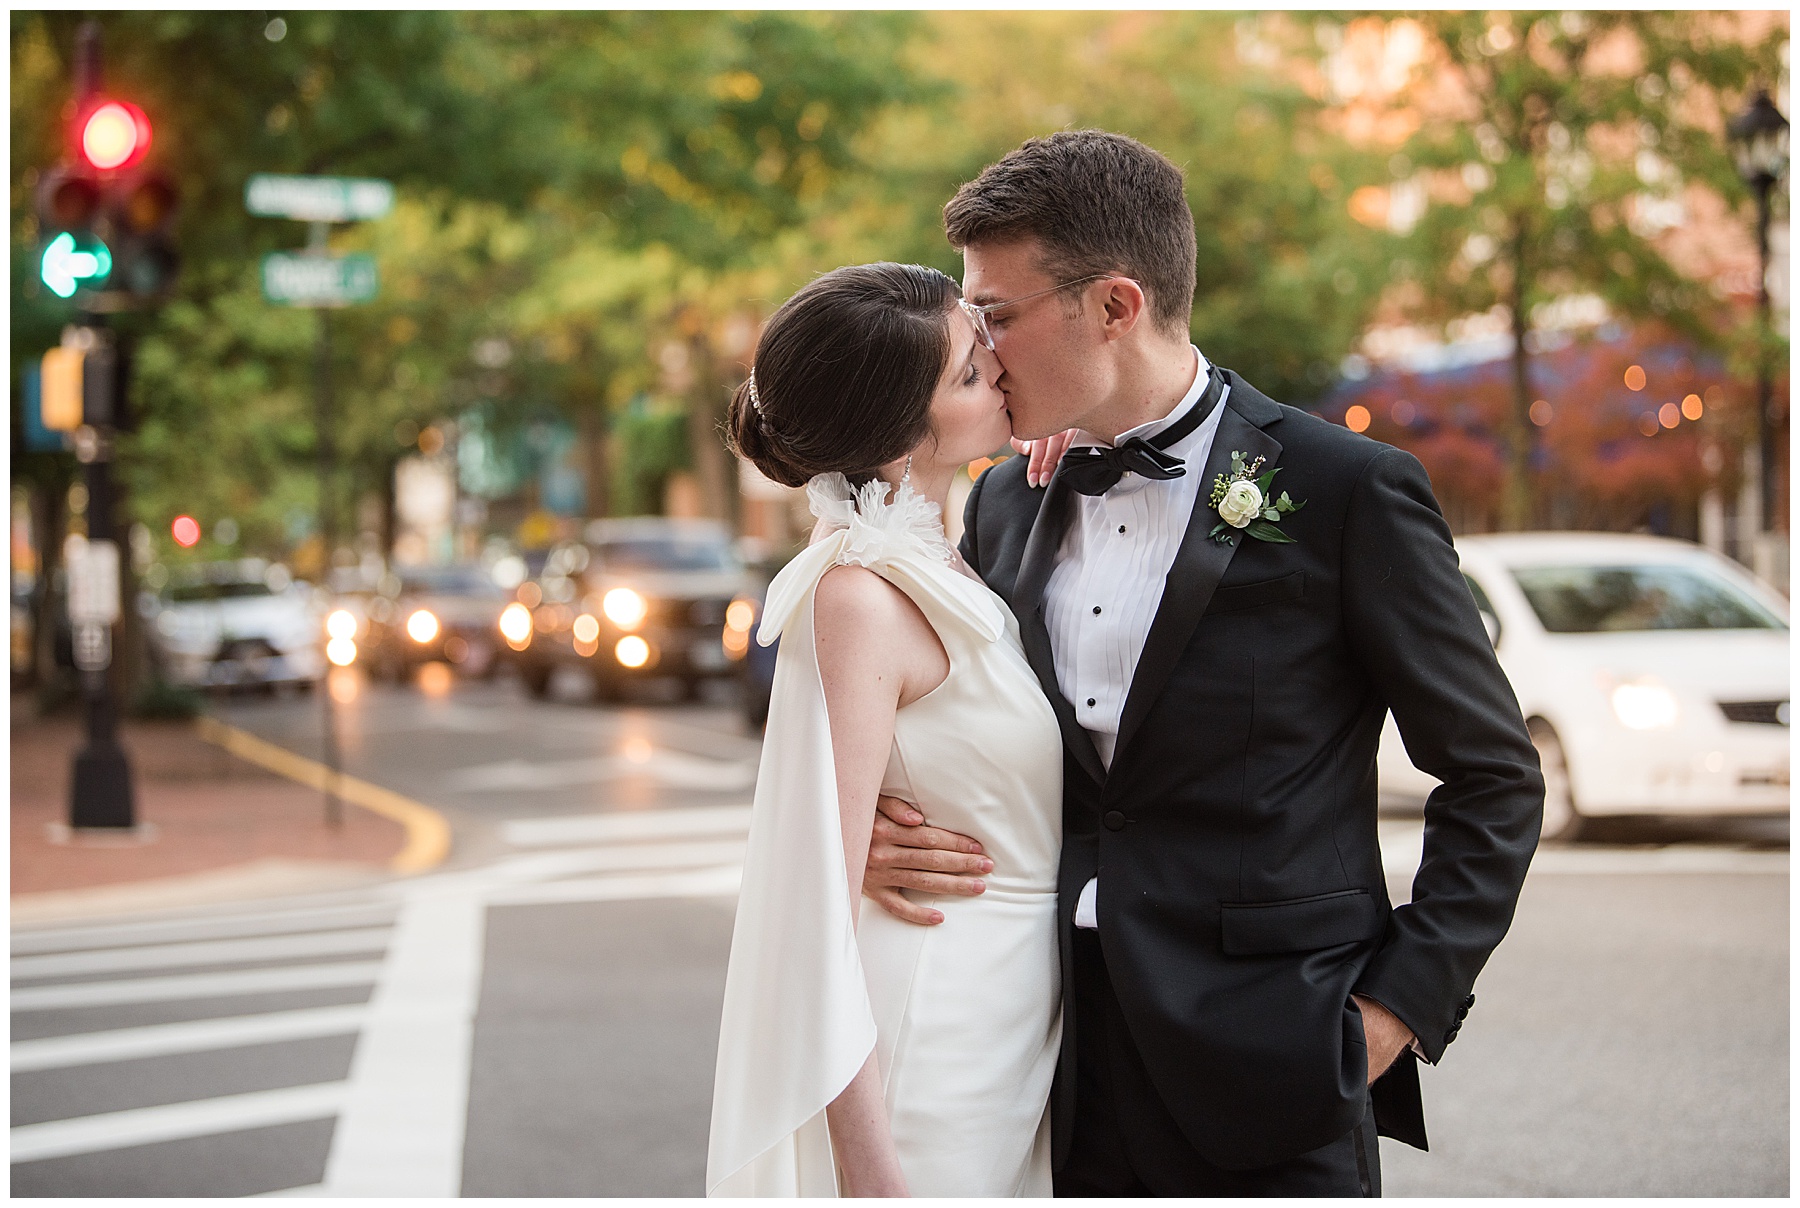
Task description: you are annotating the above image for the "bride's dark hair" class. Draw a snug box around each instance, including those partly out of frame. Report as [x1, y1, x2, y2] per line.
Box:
[728, 262, 960, 488]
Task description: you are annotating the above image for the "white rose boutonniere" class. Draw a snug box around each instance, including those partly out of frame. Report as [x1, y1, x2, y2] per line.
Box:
[1208, 451, 1305, 545]
[1216, 479, 1264, 529]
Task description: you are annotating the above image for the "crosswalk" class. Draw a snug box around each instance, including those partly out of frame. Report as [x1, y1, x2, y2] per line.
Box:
[11, 802, 754, 1196]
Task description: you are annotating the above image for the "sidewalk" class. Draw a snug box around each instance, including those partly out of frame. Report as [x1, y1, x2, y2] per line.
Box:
[12, 703, 409, 924]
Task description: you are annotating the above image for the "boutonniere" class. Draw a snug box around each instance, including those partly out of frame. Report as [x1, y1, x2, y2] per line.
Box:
[1207, 451, 1305, 545]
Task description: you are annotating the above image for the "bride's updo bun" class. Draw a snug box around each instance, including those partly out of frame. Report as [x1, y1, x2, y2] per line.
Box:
[728, 263, 960, 489]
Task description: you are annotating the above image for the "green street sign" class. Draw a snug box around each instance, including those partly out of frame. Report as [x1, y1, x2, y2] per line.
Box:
[245, 174, 394, 223]
[262, 253, 378, 307]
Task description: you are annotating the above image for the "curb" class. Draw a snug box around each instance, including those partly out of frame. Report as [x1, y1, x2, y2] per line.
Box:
[194, 717, 452, 875]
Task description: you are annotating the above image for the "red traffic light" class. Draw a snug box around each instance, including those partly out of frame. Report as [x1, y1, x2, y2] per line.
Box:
[78, 101, 151, 172]
[171, 515, 201, 547]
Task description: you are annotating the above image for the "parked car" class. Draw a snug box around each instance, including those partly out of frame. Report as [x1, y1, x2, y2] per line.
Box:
[1377, 533, 1790, 839]
[358, 564, 508, 681]
[147, 560, 325, 691]
[508, 518, 757, 701]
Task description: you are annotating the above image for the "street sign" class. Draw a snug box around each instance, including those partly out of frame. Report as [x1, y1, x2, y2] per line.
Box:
[65, 536, 121, 626]
[262, 253, 378, 307]
[245, 174, 394, 223]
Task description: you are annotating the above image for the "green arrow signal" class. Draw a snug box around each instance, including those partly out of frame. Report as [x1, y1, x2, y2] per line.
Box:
[41, 231, 112, 299]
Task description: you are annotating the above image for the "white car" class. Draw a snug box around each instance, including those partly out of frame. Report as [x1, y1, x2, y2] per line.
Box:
[146, 560, 326, 690]
[1378, 533, 1789, 839]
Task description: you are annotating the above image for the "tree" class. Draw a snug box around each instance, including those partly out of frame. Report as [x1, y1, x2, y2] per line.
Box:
[1353, 12, 1784, 528]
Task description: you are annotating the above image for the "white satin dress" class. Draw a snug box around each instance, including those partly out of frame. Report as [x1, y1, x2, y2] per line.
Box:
[707, 473, 1064, 1197]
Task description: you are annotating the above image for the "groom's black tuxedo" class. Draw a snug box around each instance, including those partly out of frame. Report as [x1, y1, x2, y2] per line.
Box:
[960, 370, 1543, 1181]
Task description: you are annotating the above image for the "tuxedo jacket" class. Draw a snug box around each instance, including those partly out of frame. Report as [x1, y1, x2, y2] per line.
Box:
[959, 369, 1543, 1172]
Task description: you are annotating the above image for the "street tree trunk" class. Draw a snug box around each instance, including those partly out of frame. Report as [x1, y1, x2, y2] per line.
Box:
[1502, 228, 1535, 531]
[685, 338, 735, 526]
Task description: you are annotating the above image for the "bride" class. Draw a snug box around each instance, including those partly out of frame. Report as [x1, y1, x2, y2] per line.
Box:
[706, 263, 1063, 1197]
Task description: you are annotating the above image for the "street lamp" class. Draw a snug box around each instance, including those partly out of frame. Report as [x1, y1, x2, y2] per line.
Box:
[1726, 89, 1788, 546]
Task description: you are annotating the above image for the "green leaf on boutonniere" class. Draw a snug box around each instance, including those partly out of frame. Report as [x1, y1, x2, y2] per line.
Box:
[1256, 466, 1280, 493]
[1208, 521, 1236, 545]
[1243, 518, 1297, 544]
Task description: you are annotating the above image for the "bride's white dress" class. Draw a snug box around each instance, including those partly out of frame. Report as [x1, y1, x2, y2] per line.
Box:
[707, 473, 1064, 1197]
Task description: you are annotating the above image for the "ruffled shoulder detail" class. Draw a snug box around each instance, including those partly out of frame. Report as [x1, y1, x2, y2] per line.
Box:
[758, 472, 1005, 648]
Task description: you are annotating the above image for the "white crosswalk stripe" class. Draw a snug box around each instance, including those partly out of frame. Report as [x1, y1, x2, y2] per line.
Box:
[12, 961, 385, 1011]
[11, 1005, 371, 1073]
[11, 1082, 349, 1164]
[11, 902, 399, 957]
[500, 803, 752, 848]
[11, 927, 393, 982]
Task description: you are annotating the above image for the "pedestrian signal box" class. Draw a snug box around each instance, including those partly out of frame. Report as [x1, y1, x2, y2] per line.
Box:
[40, 346, 85, 431]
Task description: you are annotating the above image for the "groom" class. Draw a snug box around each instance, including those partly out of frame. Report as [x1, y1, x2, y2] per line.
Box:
[864, 131, 1543, 1195]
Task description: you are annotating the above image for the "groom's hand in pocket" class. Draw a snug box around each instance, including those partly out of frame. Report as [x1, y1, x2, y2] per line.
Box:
[1352, 993, 1417, 1084]
[863, 795, 993, 925]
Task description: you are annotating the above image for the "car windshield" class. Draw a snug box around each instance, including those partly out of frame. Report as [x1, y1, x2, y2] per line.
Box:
[165, 581, 274, 603]
[1510, 564, 1785, 633]
[596, 538, 736, 573]
[401, 568, 504, 598]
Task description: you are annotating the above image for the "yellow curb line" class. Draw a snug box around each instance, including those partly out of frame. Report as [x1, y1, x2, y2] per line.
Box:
[194, 716, 452, 876]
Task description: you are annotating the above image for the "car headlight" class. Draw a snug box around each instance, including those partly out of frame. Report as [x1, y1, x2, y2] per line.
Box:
[499, 602, 533, 649]
[602, 588, 648, 630]
[326, 609, 358, 641]
[572, 613, 600, 645]
[1611, 680, 1679, 730]
[406, 609, 440, 644]
[724, 597, 756, 660]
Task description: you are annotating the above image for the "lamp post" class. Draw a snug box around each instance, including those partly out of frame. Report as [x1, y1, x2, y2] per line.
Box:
[1726, 89, 1789, 561]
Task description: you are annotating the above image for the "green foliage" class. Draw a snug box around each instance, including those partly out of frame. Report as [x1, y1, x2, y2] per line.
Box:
[1392, 11, 1782, 337]
[611, 402, 693, 516]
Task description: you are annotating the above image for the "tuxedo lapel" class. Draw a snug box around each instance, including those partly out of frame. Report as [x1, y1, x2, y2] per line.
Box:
[1113, 390, 1284, 766]
[1011, 468, 1108, 789]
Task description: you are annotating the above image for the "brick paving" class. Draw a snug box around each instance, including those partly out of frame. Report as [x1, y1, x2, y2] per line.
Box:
[11, 708, 406, 897]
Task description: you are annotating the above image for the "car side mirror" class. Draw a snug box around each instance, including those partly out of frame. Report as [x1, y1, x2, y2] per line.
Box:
[1479, 608, 1501, 649]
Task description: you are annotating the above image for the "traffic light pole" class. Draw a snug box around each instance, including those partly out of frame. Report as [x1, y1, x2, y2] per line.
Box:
[312, 221, 344, 828]
[68, 313, 137, 830]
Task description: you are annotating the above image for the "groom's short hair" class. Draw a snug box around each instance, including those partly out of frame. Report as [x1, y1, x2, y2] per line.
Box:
[944, 130, 1196, 336]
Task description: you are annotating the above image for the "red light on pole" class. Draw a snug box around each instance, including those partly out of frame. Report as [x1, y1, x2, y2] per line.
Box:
[171, 515, 201, 547]
[78, 101, 151, 172]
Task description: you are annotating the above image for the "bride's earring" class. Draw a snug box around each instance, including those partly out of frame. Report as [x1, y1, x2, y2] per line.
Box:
[900, 455, 913, 488]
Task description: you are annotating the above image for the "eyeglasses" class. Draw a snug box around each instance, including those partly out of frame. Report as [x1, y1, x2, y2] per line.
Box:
[958, 273, 1129, 350]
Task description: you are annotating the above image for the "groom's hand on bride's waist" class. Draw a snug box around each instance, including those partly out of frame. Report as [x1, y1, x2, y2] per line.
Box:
[863, 795, 993, 926]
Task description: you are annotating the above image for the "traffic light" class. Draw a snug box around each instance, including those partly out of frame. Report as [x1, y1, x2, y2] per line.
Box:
[40, 346, 85, 431]
[35, 94, 177, 303]
[77, 101, 151, 172]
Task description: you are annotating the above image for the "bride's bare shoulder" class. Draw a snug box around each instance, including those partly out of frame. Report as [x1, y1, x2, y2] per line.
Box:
[814, 563, 941, 657]
[814, 563, 915, 630]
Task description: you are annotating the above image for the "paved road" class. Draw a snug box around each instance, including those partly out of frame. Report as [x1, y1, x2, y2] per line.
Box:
[11, 670, 1788, 1196]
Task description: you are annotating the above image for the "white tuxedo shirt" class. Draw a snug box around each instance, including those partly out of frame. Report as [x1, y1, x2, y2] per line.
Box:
[1043, 346, 1228, 929]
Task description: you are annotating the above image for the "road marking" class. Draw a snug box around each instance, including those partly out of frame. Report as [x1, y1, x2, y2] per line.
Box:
[11, 902, 399, 957]
[11, 928, 392, 981]
[501, 804, 753, 847]
[11, 962, 383, 1011]
[485, 838, 748, 885]
[446, 750, 756, 793]
[195, 717, 452, 874]
[10, 1004, 371, 1073]
[487, 864, 744, 907]
[9, 1081, 347, 1164]
[320, 890, 483, 1196]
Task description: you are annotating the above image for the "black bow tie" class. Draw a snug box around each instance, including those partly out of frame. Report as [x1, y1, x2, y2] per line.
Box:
[1058, 369, 1224, 497]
